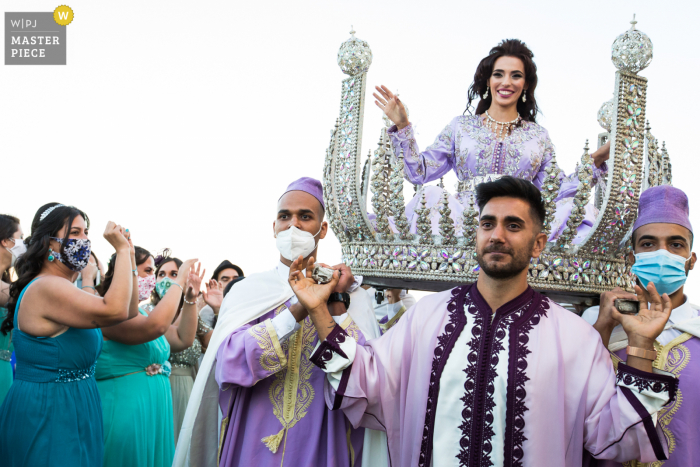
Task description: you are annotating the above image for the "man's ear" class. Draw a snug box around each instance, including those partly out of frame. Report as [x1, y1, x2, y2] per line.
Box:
[319, 221, 329, 240]
[531, 232, 547, 259]
[272, 220, 277, 238]
[689, 252, 696, 272]
[627, 250, 635, 267]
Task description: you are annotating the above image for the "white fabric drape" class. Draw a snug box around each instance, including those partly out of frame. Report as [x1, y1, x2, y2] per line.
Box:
[173, 265, 387, 467]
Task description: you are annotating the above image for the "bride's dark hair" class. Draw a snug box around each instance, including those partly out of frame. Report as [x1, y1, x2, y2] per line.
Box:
[465, 39, 540, 123]
[1, 205, 89, 335]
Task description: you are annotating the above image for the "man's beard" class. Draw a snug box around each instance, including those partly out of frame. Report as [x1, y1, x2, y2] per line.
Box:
[476, 241, 534, 280]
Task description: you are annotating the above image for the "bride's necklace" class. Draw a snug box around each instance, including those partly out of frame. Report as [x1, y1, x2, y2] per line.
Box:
[485, 110, 521, 141]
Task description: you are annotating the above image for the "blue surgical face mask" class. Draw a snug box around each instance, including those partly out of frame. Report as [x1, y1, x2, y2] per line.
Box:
[631, 249, 692, 296]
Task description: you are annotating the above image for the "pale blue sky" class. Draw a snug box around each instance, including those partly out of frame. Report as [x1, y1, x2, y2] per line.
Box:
[2, 0, 697, 297]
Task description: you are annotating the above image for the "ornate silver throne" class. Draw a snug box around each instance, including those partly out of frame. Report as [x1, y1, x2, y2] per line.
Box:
[322, 19, 673, 305]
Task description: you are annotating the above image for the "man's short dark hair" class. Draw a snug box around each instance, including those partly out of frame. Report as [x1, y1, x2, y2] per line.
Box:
[212, 260, 244, 282]
[475, 176, 545, 230]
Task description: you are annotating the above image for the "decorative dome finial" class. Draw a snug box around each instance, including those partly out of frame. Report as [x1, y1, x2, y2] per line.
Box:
[611, 14, 653, 74]
[597, 97, 614, 131]
[337, 27, 373, 76]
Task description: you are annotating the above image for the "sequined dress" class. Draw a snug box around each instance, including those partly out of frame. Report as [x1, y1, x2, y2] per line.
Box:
[0, 306, 13, 404]
[386, 116, 607, 242]
[0, 278, 104, 466]
[168, 317, 211, 445]
[96, 308, 174, 467]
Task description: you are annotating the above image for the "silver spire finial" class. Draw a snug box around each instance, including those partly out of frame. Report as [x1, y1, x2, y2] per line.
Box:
[350, 26, 355, 37]
[630, 14, 637, 30]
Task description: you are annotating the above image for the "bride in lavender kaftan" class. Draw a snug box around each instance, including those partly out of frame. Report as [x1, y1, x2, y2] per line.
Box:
[375, 39, 611, 242]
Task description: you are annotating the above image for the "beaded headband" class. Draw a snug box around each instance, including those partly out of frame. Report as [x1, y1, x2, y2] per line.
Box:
[39, 204, 65, 222]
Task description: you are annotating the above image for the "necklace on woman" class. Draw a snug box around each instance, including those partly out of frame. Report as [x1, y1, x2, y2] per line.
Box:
[485, 110, 521, 141]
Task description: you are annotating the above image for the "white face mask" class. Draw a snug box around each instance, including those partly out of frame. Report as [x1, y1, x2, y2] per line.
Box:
[275, 225, 322, 261]
[6, 238, 27, 267]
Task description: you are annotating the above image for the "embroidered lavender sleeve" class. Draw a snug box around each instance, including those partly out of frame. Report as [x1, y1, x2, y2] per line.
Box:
[582, 344, 676, 463]
[310, 325, 356, 390]
[387, 120, 455, 185]
[615, 362, 678, 416]
[270, 306, 300, 342]
[214, 318, 288, 388]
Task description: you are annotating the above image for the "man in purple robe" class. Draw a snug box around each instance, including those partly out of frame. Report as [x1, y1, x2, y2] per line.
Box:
[173, 178, 383, 467]
[289, 176, 678, 467]
[583, 185, 698, 467]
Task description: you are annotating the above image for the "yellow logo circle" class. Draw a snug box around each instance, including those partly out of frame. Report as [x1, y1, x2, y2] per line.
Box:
[53, 5, 74, 26]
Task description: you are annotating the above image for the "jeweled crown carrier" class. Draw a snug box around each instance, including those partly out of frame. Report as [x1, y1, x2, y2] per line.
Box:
[322, 19, 673, 304]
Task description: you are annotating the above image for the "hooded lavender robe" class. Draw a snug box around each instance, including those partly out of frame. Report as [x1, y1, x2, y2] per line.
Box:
[310, 284, 677, 467]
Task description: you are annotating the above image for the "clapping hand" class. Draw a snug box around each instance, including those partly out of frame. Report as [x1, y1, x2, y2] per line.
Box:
[373, 85, 409, 129]
[613, 282, 672, 348]
[185, 262, 205, 303]
[202, 279, 224, 312]
[288, 256, 339, 314]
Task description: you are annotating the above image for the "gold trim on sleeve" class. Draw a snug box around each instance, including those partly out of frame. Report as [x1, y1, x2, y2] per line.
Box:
[247, 306, 288, 374]
[622, 333, 693, 467]
[379, 305, 407, 333]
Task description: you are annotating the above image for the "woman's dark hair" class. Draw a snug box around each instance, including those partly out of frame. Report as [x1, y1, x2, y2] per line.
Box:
[1, 205, 89, 334]
[465, 39, 540, 123]
[99, 246, 152, 296]
[151, 256, 183, 308]
[24, 202, 61, 247]
[475, 176, 545, 230]
[0, 214, 21, 284]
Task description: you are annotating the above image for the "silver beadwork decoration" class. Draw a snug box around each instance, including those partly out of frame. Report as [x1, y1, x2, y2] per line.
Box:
[597, 98, 614, 131]
[661, 142, 672, 185]
[312, 264, 335, 284]
[541, 159, 563, 237]
[370, 129, 394, 239]
[337, 27, 373, 76]
[438, 191, 456, 245]
[462, 193, 478, 250]
[416, 189, 432, 245]
[611, 15, 653, 74]
[388, 147, 412, 240]
[553, 141, 594, 251]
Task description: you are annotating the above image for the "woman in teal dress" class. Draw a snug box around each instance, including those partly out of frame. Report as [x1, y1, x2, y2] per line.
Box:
[97, 248, 201, 467]
[0, 204, 136, 466]
[144, 256, 213, 445]
[0, 214, 25, 403]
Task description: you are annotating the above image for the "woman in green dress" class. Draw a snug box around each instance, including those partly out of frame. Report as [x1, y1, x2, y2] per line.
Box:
[97, 248, 202, 467]
[0, 214, 25, 403]
[0, 204, 136, 466]
[145, 256, 214, 445]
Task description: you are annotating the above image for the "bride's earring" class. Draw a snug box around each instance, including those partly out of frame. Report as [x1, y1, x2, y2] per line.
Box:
[482, 86, 489, 100]
[522, 91, 527, 103]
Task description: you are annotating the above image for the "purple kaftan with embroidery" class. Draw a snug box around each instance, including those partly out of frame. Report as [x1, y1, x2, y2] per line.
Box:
[310, 284, 677, 467]
[387, 116, 607, 241]
[215, 306, 365, 467]
[592, 335, 700, 467]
